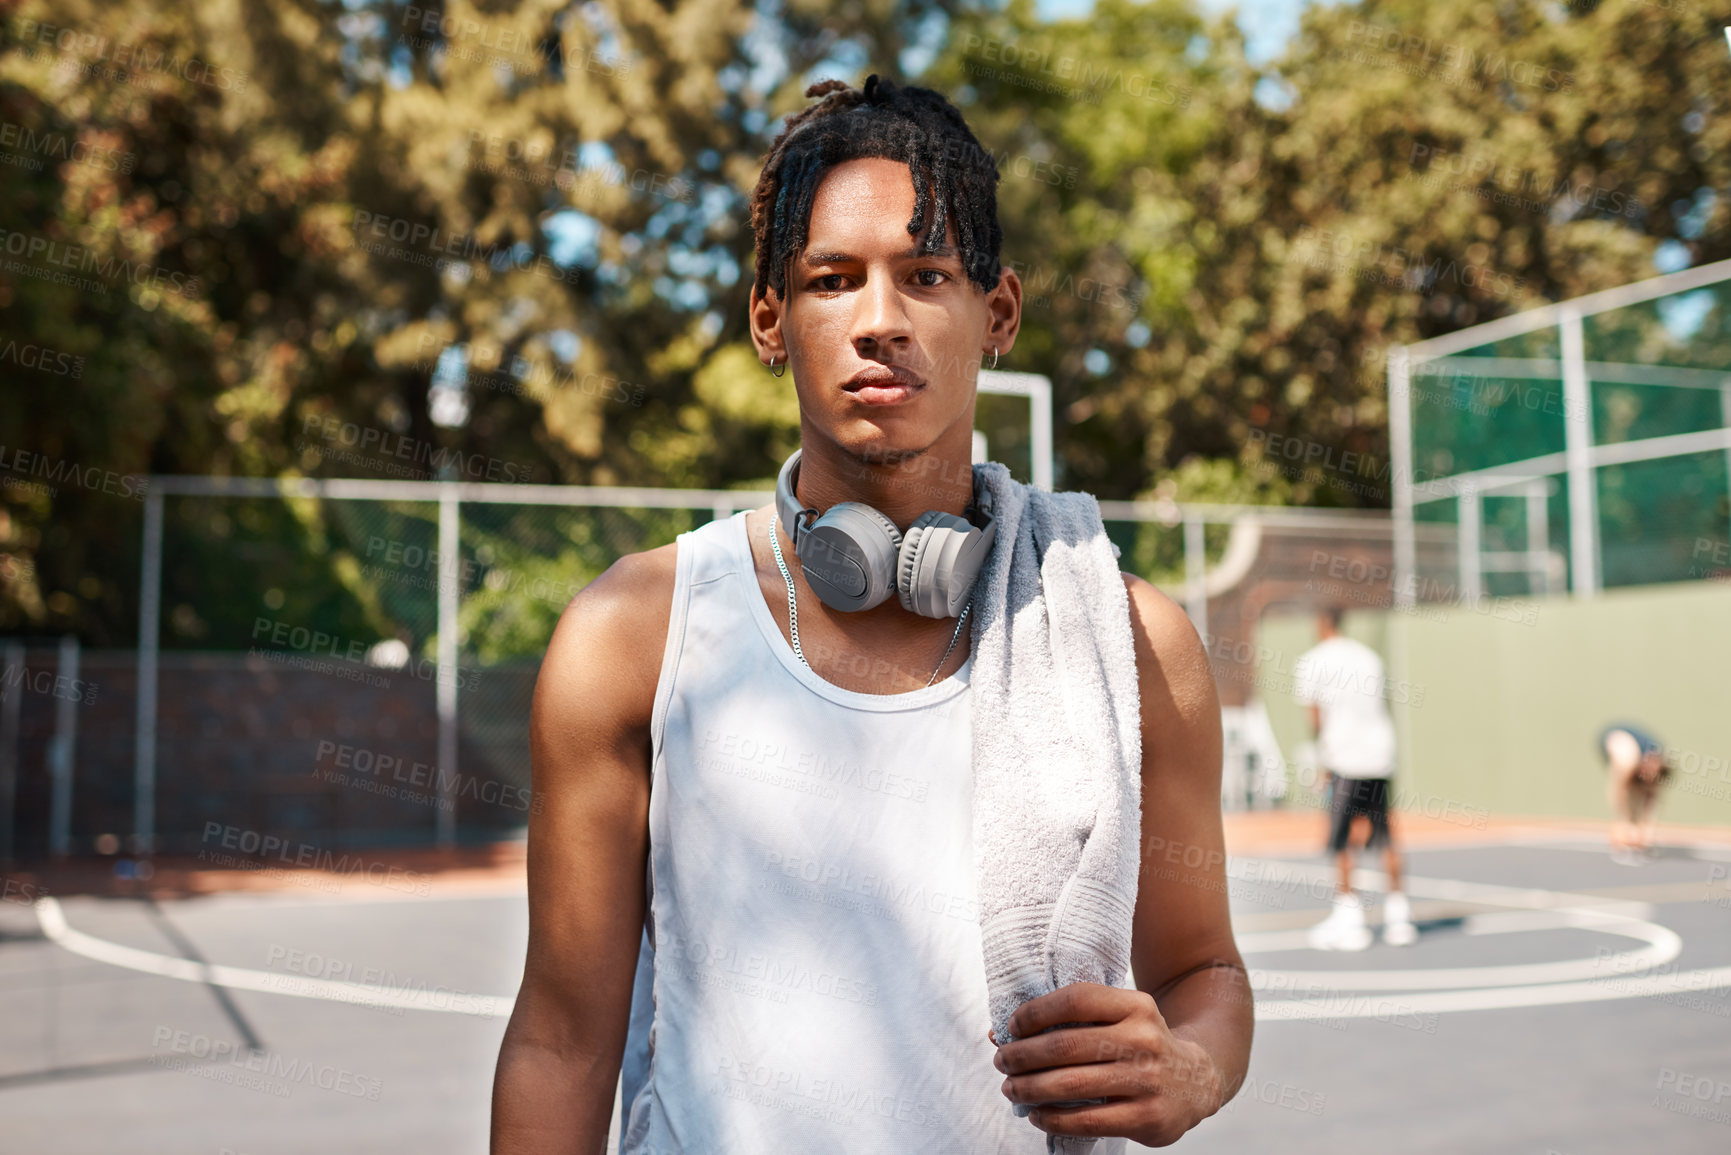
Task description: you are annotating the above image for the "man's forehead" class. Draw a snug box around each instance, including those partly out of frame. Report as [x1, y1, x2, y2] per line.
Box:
[801, 158, 961, 254]
[798, 239, 961, 267]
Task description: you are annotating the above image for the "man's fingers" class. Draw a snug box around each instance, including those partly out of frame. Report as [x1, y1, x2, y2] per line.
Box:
[1006, 982, 1144, 1039]
[1003, 1052, 1176, 1108]
[1027, 1096, 1185, 1144]
[996, 1023, 1135, 1075]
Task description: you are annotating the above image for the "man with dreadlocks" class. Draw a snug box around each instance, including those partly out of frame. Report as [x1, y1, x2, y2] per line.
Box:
[491, 74, 1250, 1153]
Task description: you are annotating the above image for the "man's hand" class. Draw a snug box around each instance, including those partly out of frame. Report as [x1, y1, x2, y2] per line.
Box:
[989, 982, 1223, 1147]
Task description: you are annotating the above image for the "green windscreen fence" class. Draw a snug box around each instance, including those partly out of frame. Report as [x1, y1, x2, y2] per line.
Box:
[1411, 328, 1565, 480]
[1409, 274, 1731, 596]
[1587, 283, 1731, 588]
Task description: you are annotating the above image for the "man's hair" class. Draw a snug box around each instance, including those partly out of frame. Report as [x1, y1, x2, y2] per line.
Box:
[1319, 606, 1345, 629]
[749, 73, 1003, 301]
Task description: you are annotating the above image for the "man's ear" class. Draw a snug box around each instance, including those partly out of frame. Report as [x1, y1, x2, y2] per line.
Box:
[983, 264, 1022, 358]
[749, 282, 787, 362]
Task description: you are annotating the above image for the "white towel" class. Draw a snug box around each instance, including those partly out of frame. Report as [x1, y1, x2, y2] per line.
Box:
[968, 462, 1144, 1155]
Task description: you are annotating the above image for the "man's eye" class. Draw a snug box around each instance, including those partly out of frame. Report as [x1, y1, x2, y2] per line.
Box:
[915, 269, 948, 287]
[813, 274, 847, 291]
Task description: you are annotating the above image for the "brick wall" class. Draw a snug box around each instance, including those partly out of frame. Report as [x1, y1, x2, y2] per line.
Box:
[1197, 522, 1460, 707]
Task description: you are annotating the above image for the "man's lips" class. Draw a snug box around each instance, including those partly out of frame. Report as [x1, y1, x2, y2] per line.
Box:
[849, 382, 923, 404]
[843, 368, 925, 405]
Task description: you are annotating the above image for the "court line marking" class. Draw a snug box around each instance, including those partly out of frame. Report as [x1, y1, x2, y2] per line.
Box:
[95, 885, 528, 910]
[33, 897, 514, 1018]
[1239, 861, 1688, 993]
[1494, 835, 1731, 861]
[1256, 964, 1731, 1020]
[34, 863, 1726, 1021]
[1236, 909, 1574, 953]
[1574, 880, 1731, 904]
[1244, 908, 1680, 990]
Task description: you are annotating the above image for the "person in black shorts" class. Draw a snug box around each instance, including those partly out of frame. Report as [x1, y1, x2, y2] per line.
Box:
[1296, 609, 1415, 949]
[1597, 723, 1671, 864]
[1328, 777, 1392, 859]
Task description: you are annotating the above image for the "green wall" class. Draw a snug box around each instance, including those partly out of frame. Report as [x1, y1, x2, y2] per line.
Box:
[1255, 583, 1731, 825]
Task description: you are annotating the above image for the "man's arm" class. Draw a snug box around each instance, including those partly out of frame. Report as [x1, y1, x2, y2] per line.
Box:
[490, 546, 676, 1155]
[1118, 574, 1252, 1127]
[990, 574, 1252, 1146]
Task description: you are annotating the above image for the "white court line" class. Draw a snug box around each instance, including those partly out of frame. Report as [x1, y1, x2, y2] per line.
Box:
[1239, 861, 1688, 994]
[1234, 858, 1660, 917]
[1360, 865, 1657, 919]
[1459, 909, 1597, 935]
[1244, 908, 1681, 990]
[32, 865, 1728, 1021]
[33, 897, 514, 1017]
[125, 884, 528, 910]
[1236, 908, 1593, 953]
[1256, 964, 1731, 1020]
[1234, 910, 1580, 955]
[1490, 833, 1731, 861]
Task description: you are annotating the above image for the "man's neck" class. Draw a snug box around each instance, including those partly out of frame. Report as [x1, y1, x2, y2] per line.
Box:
[791, 437, 977, 529]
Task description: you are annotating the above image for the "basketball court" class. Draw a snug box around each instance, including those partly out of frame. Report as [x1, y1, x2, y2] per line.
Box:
[4, 813, 1729, 1154]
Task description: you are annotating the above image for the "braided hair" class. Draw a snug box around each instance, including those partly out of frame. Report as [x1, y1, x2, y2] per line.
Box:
[749, 73, 1003, 301]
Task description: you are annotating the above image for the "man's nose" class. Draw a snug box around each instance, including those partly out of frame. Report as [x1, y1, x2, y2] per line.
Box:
[851, 274, 913, 352]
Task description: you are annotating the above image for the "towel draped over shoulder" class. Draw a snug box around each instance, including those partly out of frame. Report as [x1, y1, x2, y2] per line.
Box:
[967, 462, 1145, 1155]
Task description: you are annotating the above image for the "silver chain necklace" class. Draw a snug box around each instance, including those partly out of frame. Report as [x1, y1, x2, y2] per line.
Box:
[768, 514, 972, 688]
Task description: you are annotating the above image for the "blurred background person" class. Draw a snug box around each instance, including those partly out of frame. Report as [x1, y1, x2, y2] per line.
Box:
[1597, 723, 1672, 865]
[1296, 608, 1416, 950]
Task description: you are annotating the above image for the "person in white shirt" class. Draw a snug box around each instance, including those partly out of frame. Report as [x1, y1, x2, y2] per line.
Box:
[1293, 608, 1416, 950]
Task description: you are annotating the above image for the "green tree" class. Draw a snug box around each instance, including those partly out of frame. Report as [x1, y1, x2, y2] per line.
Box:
[1156, 0, 1728, 500]
[0, 0, 967, 648]
[4, 0, 1727, 652]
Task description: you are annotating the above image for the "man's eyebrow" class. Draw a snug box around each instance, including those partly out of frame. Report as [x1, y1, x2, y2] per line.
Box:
[798, 243, 961, 268]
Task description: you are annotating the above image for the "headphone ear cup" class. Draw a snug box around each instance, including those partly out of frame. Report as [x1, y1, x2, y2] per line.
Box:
[897, 515, 935, 614]
[799, 501, 902, 611]
[898, 511, 974, 617]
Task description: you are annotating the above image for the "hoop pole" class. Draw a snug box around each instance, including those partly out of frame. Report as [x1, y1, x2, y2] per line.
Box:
[48, 635, 78, 857]
[1559, 307, 1599, 597]
[436, 488, 459, 849]
[1389, 346, 1417, 610]
[134, 488, 163, 855]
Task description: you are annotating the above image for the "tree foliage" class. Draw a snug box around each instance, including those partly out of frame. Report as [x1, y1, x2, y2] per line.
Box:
[2, 0, 1724, 648]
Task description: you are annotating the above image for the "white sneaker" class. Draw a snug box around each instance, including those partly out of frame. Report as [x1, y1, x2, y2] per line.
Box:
[1308, 893, 1373, 951]
[1382, 891, 1418, 946]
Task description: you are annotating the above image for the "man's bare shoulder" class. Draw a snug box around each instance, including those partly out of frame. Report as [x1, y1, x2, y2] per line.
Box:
[535, 542, 681, 735]
[565, 541, 680, 634]
[1120, 571, 1217, 722]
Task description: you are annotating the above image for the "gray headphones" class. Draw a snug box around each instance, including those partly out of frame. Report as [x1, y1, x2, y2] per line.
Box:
[774, 449, 996, 618]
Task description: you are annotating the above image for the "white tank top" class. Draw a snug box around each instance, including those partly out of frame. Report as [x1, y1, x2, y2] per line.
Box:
[618, 511, 1120, 1154]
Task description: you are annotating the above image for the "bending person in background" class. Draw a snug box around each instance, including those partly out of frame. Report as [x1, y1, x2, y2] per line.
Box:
[1294, 607, 1416, 950]
[1598, 723, 1671, 865]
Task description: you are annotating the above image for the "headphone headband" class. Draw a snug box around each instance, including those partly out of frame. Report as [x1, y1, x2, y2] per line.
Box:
[773, 450, 816, 550]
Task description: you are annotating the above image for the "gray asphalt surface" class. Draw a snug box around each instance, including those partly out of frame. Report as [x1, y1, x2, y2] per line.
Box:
[2, 836, 1728, 1154]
